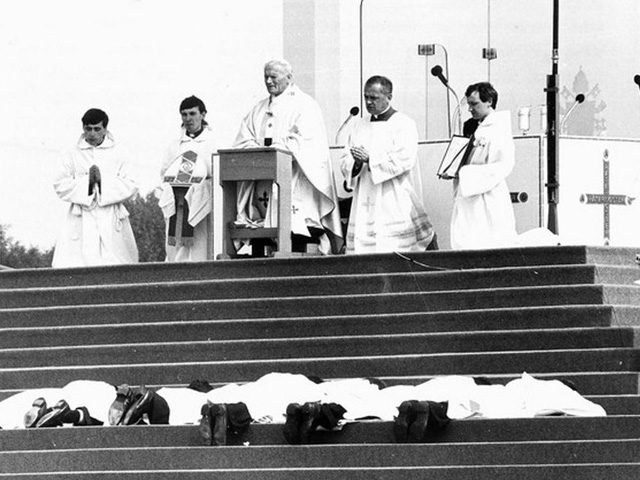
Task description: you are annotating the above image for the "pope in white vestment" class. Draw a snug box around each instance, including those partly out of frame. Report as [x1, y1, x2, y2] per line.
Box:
[52, 109, 138, 267]
[233, 59, 343, 254]
[450, 82, 517, 249]
[341, 76, 435, 254]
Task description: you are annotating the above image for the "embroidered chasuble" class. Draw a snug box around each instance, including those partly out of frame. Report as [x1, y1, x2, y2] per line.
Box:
[233, 84, 343, 253]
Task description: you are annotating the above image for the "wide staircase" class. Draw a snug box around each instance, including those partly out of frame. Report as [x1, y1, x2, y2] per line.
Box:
[0, 245, 639, 479]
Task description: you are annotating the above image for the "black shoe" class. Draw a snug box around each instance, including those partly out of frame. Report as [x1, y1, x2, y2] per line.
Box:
[211, 403, 228, 446]
[394, 400, 418, 443]
[74, 407, 104, 426]
[109, 384, 132, 426]
[283, 403, 303, 445]
[36, 400, 71, 428]
[199, 402, 213, 446]
[24, 398, 47, 428]
[299, 402, 321, 444]
[123, 387, 153, 425]
[407, 401, 430, 442]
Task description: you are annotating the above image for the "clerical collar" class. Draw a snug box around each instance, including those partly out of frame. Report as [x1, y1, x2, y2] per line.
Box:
[186, 127, 204, 139]
[371, 107, 396, 122]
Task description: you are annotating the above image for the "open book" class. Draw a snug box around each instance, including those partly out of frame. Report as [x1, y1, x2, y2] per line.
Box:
[437, 135, 471, 180]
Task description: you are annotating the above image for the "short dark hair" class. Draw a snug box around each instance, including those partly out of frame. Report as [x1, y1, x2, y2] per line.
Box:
[81, 108, 109, 127]
[465, 82, 498, 109]
[180, 95, 207, 114]
[365, 75, 393, 96]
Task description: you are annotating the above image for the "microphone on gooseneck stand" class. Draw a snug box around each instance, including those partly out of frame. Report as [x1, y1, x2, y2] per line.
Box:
[335, 106, 360, 145]
[430, 64, 462, 136]
[634, 75, 640, 91]
[430, 65, 448, 86]
[561, 93, 585, 128]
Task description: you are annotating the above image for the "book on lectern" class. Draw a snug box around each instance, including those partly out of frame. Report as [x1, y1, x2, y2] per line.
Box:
[437, 135, 470, 180]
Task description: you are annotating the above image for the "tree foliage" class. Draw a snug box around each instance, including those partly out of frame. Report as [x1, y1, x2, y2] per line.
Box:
[0, 226, 53, 269]
[124, 192, 166, 263]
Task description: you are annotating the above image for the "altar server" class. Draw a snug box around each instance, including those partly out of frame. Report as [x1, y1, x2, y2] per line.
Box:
[450, 82, 517, 249]
[52, 108, 138, 267]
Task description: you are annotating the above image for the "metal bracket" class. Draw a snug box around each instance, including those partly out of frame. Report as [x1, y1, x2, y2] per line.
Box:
[482, 47, 497, 60]
[418, 44, 436, 56]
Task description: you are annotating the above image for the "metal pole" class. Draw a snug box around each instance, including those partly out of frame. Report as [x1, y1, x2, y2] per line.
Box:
[359, 0, 365, 117]
[487, 0, 491, 81]
[442, 45, 452, 137]
[425, 55, 429, 139]
[545, 0, 560, 234]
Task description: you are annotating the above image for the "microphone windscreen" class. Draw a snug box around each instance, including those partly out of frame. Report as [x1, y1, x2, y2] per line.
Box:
[634, 74, 640, 86]
[350, 106, 360, 116]
[430, 65, 443, 77]
[575, 93, 585, 103]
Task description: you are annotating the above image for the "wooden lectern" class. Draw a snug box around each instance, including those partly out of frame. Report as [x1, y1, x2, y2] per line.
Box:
[217, 147, 292, 257]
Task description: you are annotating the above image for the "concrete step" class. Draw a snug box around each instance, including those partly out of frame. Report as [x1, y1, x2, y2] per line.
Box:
[0, 246, 637, 290]
[1, 328, 636, 368]
[2, 265, 638, 309]
[0, 348, 636, 390]
[0, 310, 620, 348]
[587, 395, 640, 414]
[3, 286, 639, 330]
[0, 304, 627, 331]
[0, 464, 638, 480]
[2, 417, 640, 451]
[3, 441, 640, 473]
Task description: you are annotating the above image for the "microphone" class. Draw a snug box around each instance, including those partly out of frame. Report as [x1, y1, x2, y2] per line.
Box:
[634, 75, 640, 90]
[430, 65, 462, 135]
[561, 93, 585, 128]
[430, 65, 448, 86]
[335, 106, 360, 144]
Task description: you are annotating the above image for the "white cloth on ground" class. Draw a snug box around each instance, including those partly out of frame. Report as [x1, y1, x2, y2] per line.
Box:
[0, 373, 604, 430]
[0, 380, 116, 429]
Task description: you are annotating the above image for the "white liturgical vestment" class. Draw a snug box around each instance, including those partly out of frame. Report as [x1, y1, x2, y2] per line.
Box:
[233, 84, 342, 252]
[0, 373, 604, 430]
[158, 127, 215, 262]
[52, 132, 138, 267]
[450, 110, 517, 249]
[340, 110, 434, 253]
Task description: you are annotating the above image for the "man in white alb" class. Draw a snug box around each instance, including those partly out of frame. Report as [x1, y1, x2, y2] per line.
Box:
[450, 82, 517, 249]
[52, 108, 138, 267]
[340, 75, 436, 253]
